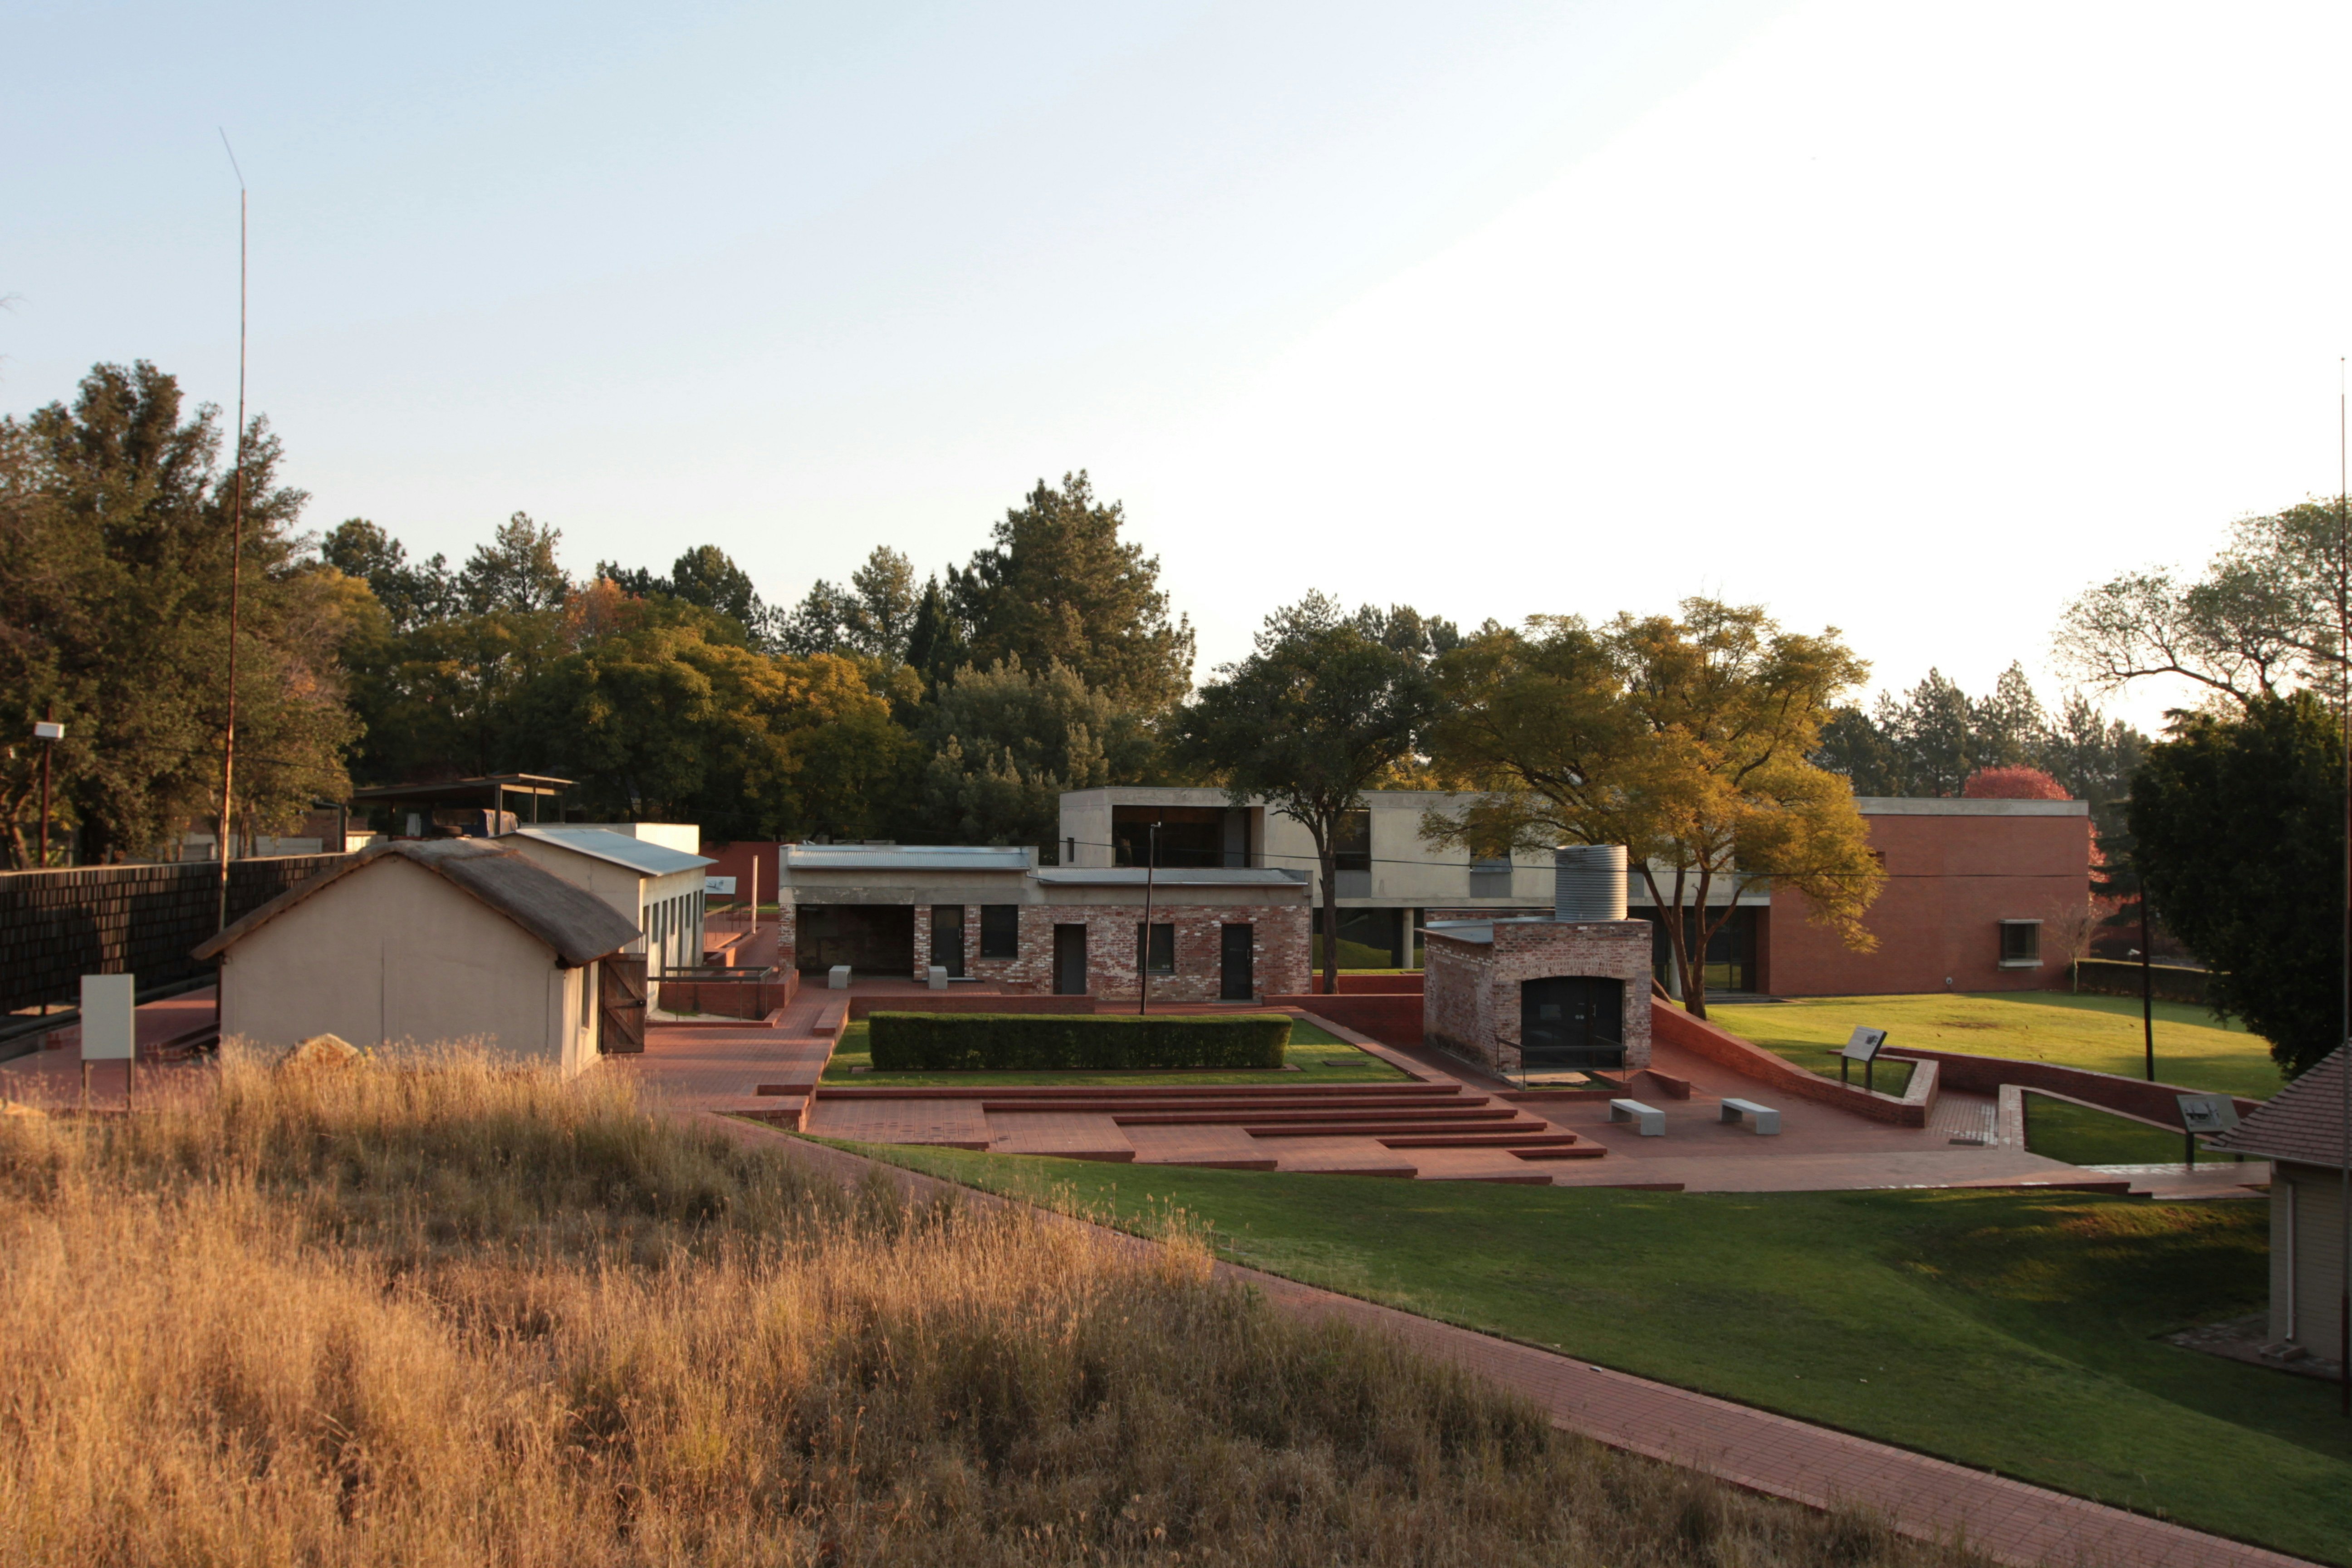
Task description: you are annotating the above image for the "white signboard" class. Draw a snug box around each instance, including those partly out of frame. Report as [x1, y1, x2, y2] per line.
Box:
[79, 974, 135, 1061]
[705, 876, 737, 896]
[2176, 1093, 2240, 1134]
[1840, 1026, 1888, 1063]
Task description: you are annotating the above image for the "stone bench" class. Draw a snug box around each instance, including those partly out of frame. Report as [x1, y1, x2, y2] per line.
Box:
[1719, 1097, 1780, 1134]
[1609, 1098, 1665, 1137]
[828, 965, 851, 990]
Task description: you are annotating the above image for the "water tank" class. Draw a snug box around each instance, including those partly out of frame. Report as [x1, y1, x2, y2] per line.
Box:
[1553, 844, 1627, 921]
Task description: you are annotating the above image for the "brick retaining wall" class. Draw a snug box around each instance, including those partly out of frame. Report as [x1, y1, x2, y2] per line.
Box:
[1652, 1002, 1930, 1127]
[1881, 1046, 2263, 1127]
[1266, 992, 1424, 1045]
[0, 854, 353, 1014]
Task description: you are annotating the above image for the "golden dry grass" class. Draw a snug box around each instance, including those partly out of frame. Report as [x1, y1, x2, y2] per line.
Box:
[0, 1048, 1988, 1567]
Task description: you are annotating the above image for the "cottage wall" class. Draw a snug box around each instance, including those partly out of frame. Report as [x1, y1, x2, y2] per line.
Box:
[911, 901, 1309, 1000]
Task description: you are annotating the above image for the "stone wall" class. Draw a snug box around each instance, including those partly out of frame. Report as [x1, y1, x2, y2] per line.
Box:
[911, 902, 1309, 1001]
[0, 854, 353, 1014]
[1422, 918, 1653, 1075]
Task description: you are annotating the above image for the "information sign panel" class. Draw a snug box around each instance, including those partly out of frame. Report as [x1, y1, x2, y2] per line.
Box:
[1840, 1027, 1888, 1063]
[705, 875, 737, 896]
[79, 974, 135, 1061]
[2175, 1093, 2239, 1134]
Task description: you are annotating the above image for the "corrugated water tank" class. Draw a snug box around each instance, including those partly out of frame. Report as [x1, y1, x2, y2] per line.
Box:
[1553, 844, 1627, 921]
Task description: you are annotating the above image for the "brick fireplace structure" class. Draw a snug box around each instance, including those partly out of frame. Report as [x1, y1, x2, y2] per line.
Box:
[1422, 846, 1653, 1078]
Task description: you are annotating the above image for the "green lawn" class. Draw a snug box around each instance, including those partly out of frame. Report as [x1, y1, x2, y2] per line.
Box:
[817, 1143, 2352, 1564]
[2018, 1094, 2245, 1168]
[818, 1017, 1409, 1086]
[1712, 990, 2288, 1100]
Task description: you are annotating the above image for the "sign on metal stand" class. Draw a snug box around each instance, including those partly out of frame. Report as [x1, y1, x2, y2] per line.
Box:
[1841, 1026, 1889, 1094]
[80, 973, 136, 1112]
[2175, 1093, 2239, 1170]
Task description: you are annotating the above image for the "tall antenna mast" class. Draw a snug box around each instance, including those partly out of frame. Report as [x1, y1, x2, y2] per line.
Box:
[216, 132, 247, 934]
[2338, 356, 2349, 1418]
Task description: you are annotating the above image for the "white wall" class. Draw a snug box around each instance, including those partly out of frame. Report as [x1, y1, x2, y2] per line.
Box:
[218, 856, 585, 1073]
[571, 822, 702, 856]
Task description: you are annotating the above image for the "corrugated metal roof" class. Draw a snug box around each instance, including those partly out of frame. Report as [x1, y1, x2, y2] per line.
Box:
[194, 840, 643, 968]
[514, 826, 712, 877]
[786, 845, 1033, 872]
[2207, 1045, 2349, 1167]
[1029, 867, 1309, 888]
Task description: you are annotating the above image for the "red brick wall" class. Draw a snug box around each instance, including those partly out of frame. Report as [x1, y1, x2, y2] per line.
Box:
[699, 841, 780, 905]
[904, 902, 1309, 1000]
[1422, 920, 1653, 1074]
[1767, 811, 2089, 996]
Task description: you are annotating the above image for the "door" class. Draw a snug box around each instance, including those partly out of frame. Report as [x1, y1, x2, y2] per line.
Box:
[1220, 923, 1255, 1001]
[599, 955, 648, 1054]
[1519, 976, 1624, 1071]
[930, 905, 965, 977]
[1053, 923, 1088, 995]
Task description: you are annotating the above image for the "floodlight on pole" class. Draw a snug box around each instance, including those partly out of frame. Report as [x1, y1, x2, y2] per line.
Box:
[215, 130, 247, 935]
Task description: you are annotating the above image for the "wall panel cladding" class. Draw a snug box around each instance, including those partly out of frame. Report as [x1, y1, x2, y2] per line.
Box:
[0, 854, 353, 1014]
[902, 901, 1310, 1000]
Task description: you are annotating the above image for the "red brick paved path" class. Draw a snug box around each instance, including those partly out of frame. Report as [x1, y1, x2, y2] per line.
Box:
[706, 1117, 2321, 1568]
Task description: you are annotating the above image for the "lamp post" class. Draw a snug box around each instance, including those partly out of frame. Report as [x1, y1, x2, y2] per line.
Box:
[33, 718, 63, 869]
[1137, 820, 1160, 1016]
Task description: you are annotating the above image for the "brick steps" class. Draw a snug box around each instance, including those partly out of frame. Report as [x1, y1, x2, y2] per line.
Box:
[1116, 1106, 1516, 1129]
[1244, 1117, 1529, 1139]
[1151, 1157, 1281, 1171]
[813, 1083, 1458, 1102]
[1377, 1129, 1581, 1149]
[983, 1094, 1475, 1117]
[1511, 1144, 1609, 1161]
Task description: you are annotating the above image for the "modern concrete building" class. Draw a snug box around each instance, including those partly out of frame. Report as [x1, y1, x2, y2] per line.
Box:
[2208, 1048, 2349, 1367]
[774, 843, 1311, 1001]
[510, 826, 714, 975]
[1059, 788, 2091, 998]
[192, 839, 642, 1075]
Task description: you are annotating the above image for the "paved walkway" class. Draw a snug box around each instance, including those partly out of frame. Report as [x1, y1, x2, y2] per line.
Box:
[707, 1115, 2319, 1568]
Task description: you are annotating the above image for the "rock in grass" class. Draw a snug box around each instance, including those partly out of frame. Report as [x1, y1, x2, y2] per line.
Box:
[278, 1034, 363, 1073]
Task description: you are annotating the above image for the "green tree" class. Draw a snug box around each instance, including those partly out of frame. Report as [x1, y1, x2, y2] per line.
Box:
[779, 546, 920, 666]
[1181, 595, 1438, 994]
[2128, 693, 2337, 1077]
[916, 656, 1157, 846]
[322, 518, 456, 632]
[0, 362, 356, 864]
[1423, 600, 1882, 1019]
[950, 474, 1194, 711]
[459, 512, 570, 613]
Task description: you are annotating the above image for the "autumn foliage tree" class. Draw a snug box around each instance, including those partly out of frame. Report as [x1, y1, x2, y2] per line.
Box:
[1423, 600, 1883, 1017]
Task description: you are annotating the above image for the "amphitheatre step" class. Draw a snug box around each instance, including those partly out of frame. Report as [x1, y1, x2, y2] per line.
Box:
[1376, 1129, 1581, 1149]
[1512, 1144, 1608, 1161]
[1017, 1096, 1481, 1119]
[1117, 1106, 1519, 1129]
[1426, 1172, 1558, 1185]
[1149, 1157, 1281, 1171]
[1243, 1117, 1529, 1139]
[818, 1091, 1458, 1105]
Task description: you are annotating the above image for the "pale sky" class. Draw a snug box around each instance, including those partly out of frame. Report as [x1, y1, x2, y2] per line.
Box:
[8, 0, 2349, 734]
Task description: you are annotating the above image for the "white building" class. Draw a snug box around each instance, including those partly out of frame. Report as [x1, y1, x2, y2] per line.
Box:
[192, 839, 643, 1075]
[510, 825, 713, 974]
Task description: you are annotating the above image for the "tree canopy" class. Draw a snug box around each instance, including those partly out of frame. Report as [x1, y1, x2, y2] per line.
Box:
[1181, 594, 1445, 992]
[916, 656, 1157, 847]
[1423, 600, 1882, 1018]
[2128, 693, 2338, 1077]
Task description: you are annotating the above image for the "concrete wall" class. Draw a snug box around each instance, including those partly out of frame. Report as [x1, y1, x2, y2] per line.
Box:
[217, 856, 594, 1074]
[1767, 800, 2090, 996]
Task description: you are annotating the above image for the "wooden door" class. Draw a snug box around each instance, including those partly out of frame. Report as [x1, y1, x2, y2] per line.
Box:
[1220, 923, 1254, 1001]
[599, 955, 647, 1054]
[1053, 924, 1088, 996]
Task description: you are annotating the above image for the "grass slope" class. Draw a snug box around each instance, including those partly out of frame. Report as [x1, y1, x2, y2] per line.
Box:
[822, 1016, 1408, 1086]
[838, 1144, 2352, 1565]
[0, 1051, 1980, 1568]
[1713, 991, 2286, 1100]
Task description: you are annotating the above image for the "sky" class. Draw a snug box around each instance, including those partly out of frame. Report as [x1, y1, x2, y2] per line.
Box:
[8, 0, 2351, 734]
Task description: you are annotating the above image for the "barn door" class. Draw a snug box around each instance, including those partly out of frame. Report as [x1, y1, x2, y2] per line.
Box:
[599, 956, 648, 1054]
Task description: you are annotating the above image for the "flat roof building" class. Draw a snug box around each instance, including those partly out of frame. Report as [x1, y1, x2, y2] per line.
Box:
[510, 826, 714, 975]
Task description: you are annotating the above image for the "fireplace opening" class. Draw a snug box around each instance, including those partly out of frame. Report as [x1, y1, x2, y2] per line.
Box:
[1519, 975, 1625, 1071]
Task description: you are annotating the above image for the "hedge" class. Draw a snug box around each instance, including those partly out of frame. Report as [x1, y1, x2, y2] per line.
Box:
[867, 1012, 1291, 1072]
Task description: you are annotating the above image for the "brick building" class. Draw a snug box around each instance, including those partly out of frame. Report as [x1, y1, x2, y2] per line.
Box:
[773, 845, 1310, 1001]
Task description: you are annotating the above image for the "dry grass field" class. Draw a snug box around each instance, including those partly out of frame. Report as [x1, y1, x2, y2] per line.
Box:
[0, 1048, 1989, 1567]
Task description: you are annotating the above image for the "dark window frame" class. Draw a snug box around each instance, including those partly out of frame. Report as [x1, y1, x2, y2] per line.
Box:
[1134, 921, 1176, 975]
[1998, 919, 2041, 966]
[979, 904, 1019, 960]
[1331, 809, 1372, 874]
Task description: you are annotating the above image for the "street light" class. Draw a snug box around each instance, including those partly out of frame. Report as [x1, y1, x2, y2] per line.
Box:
[32, 719, 63, 869]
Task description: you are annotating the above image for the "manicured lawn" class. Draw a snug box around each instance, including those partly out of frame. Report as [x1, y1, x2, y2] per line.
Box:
[1712, 990, 2287, 1100]
[825, 1142, 2352, 1564]
[819, 1017, 1408, 1086]
[2017, 1094, 2253, 1168]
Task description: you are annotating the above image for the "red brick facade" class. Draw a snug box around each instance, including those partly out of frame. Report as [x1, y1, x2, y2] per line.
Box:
[1423, 918, 1653, 1075]
[903, 901, 1310, 1000]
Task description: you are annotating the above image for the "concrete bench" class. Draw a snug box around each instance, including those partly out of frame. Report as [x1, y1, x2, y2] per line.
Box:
[926, 965, 950, 991]
[1719, 1097, 1780, 1134]
[827, 965, 851, 990]
[1609, 1098, 1665, 1137]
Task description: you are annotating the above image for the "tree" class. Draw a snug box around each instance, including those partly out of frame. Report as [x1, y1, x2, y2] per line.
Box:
[2058, 498, 2352, 706]
[915, 656, 1157, 847]
[1423, 600, 1882, 1019]
[2128, 693, 2337, 1077]
[593, 544, 774, 646]
[0, 362, 357, 863]
[323, 519, 456, 632]
[458, 512, 570, 614]
[950, 474, 1195, 711]
[1180, 594, 1438, 994]
[779, 546, 918, 664]
[1961, 765, 2069, 800]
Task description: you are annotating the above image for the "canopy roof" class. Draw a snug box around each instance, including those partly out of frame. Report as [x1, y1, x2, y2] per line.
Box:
[515, 826, 711, 877]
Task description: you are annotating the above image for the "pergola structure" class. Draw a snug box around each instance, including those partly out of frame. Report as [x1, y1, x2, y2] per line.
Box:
[349, 774, 572, 836]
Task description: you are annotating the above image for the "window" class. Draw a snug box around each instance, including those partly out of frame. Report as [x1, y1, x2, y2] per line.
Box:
[1469, 854, 1513, 897]
[980, 904, 1019, 959]
[1998, 920, 2041, 967]
[1331, 810, 1372, 874]
[1134, 921, 1176, 975]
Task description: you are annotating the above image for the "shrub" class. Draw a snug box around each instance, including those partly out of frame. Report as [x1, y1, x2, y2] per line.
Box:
[869, 1011, 1289, 1071]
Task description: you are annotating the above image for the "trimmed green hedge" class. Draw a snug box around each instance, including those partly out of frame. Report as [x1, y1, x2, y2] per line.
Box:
[867, 1012, 1291, 1072]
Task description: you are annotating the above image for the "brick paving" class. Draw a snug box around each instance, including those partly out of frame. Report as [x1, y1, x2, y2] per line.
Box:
[706, 1117, 2321, 1568]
